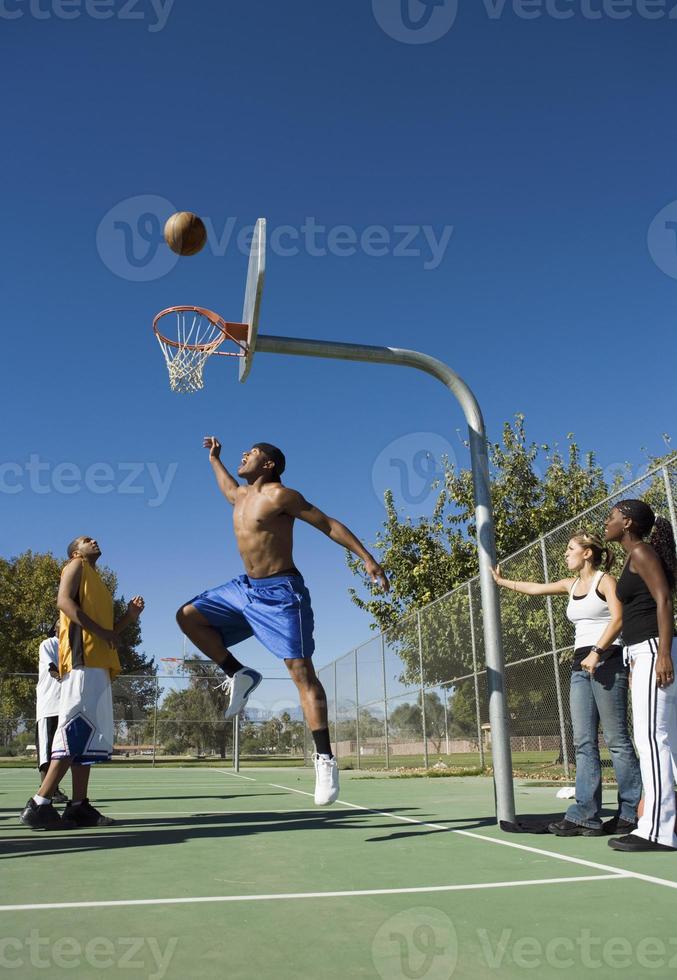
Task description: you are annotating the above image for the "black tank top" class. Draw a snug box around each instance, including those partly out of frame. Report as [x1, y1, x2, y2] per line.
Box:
[616, 562, 659, 646]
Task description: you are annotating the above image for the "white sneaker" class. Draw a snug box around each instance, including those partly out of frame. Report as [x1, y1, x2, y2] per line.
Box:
[313, 753, 339, 806]
[217, 668, 263, 719]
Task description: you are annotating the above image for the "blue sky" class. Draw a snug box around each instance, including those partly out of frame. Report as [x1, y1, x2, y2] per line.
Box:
[1, 1, 676, 681]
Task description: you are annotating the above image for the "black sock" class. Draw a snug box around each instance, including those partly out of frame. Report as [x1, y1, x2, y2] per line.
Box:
[218, 654, 244, 678]
[312, 728, 333, 758]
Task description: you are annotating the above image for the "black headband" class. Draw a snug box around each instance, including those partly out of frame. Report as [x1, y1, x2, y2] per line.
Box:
[253, 442, 286, 477]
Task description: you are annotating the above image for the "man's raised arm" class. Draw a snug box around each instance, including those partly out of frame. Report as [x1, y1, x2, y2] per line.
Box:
[280, 489, 389, 591]
[203, 436, 240, 504]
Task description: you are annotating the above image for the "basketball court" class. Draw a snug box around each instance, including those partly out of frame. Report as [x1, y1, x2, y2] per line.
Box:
[3, 766, 677, 979]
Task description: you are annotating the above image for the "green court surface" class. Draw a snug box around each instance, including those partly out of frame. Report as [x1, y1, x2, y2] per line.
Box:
[2, 768, 677, 980]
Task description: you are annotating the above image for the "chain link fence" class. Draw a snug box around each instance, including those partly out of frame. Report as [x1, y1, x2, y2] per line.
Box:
[318, 458, 677, 774]
[2, 458, 675, 775]
[0, 668, 303, 767]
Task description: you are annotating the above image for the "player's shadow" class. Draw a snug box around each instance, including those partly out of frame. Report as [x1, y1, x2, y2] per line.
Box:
[95, 793, 286, 803]
[365, 814, 499, 842]
[0, 808, 422, 860]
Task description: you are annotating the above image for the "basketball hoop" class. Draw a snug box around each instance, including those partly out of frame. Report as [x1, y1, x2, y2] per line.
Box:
[153, 307, 249, 394]
[159, 657, 186, 676]
[153, 218, 266, 393]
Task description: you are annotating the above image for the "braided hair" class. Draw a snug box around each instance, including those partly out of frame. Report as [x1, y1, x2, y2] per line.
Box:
[616, 499, 676, 590]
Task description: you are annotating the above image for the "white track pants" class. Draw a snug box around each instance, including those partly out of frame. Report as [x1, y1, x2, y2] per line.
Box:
[627, 637, 677, 848]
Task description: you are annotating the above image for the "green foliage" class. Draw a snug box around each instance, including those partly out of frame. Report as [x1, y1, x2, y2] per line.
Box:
[348, 416, 610, 630]
[153, 660, 231, 758]
[348, 417, 612, 687]
[0, 549, 154, 744]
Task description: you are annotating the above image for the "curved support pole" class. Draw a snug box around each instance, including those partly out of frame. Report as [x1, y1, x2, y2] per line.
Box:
[255, 333, 516, 824]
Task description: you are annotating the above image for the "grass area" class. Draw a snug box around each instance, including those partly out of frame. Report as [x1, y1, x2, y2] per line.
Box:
[1, 748, 618, 782]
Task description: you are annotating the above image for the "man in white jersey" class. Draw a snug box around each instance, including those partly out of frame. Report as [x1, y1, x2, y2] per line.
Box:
[35, 624, 67, 803]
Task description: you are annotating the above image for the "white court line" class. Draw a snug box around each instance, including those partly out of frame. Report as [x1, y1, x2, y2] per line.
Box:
[250, 776, 677, 893]
[210, 768, 258, 781]
[0, 874, 622, 912]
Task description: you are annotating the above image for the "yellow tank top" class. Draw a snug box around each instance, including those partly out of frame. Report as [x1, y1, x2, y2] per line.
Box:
[59, 559, 121, 680]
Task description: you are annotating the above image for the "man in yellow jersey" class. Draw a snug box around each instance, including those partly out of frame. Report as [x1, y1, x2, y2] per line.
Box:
[20, 536, 144, 830]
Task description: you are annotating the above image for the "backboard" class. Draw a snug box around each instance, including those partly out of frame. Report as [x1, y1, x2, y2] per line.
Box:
[239, 217, 266, 382]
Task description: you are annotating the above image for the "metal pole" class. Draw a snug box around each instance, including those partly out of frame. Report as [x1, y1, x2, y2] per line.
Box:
[381, 634, 390, 770]
[468, 582, 485, 769]
[443, 687, 450, 756]
[233, 715, 240, 773]
[354, 649, 361, 771]
[539, 536, 570, 778]
[333, 660, 339, 763]
[254, 333, 515, 822]
[151, 675, 159, 768]
[417, 611, 429, 770]
[662, 466, 677, 539]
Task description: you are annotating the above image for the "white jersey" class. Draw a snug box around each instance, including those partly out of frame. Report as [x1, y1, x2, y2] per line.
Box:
[566, 571, 611, 650]
[36, 637, 62, 720]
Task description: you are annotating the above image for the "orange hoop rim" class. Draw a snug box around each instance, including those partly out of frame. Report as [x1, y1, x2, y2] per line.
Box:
[153, 306, 249, 355]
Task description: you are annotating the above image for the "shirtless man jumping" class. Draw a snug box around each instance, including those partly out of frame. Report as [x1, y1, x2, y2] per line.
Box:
[176, 439, 389, 806]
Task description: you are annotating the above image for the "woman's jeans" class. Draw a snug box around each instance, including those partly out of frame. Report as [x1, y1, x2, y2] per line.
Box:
[566, 660, 641, 829]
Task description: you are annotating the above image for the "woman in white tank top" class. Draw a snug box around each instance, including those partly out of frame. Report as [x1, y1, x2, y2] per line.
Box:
[492, 531, 641, 837]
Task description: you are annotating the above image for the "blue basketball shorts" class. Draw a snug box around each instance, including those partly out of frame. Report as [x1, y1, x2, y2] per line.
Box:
[189, 573, 315, 661]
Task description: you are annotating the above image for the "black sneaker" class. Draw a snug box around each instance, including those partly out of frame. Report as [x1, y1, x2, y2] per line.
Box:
[608, 833, 676, 852]
[52, 788, 68, 804]
[20, 798, 76, 831]
[602, 816, 637, 835]
[62, 799, 116, 827]
[548, 818, 602, 837]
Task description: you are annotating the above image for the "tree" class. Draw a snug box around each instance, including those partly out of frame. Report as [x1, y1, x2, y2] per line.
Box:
[347, 418, 612, 687]
[0, 550, 154, 747]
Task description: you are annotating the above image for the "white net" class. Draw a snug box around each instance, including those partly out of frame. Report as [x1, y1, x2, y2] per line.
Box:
[155, 309, 225, 393]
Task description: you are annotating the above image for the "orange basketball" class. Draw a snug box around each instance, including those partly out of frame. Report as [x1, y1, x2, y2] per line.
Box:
[164, 212, 207, 256]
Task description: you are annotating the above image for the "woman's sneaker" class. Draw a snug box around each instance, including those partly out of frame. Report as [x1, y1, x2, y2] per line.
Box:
[62, 799, 116, 827]
[548, 818, 602, 837]
[313, 753, 339, 805]
[602, 816, 637, 835]
[20, 798, 76, 830]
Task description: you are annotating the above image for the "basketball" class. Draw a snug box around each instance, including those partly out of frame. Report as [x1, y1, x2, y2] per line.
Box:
[164, 211, 208, 256]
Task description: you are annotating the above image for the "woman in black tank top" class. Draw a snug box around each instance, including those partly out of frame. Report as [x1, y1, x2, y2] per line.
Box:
[604, 498, 677, 853]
